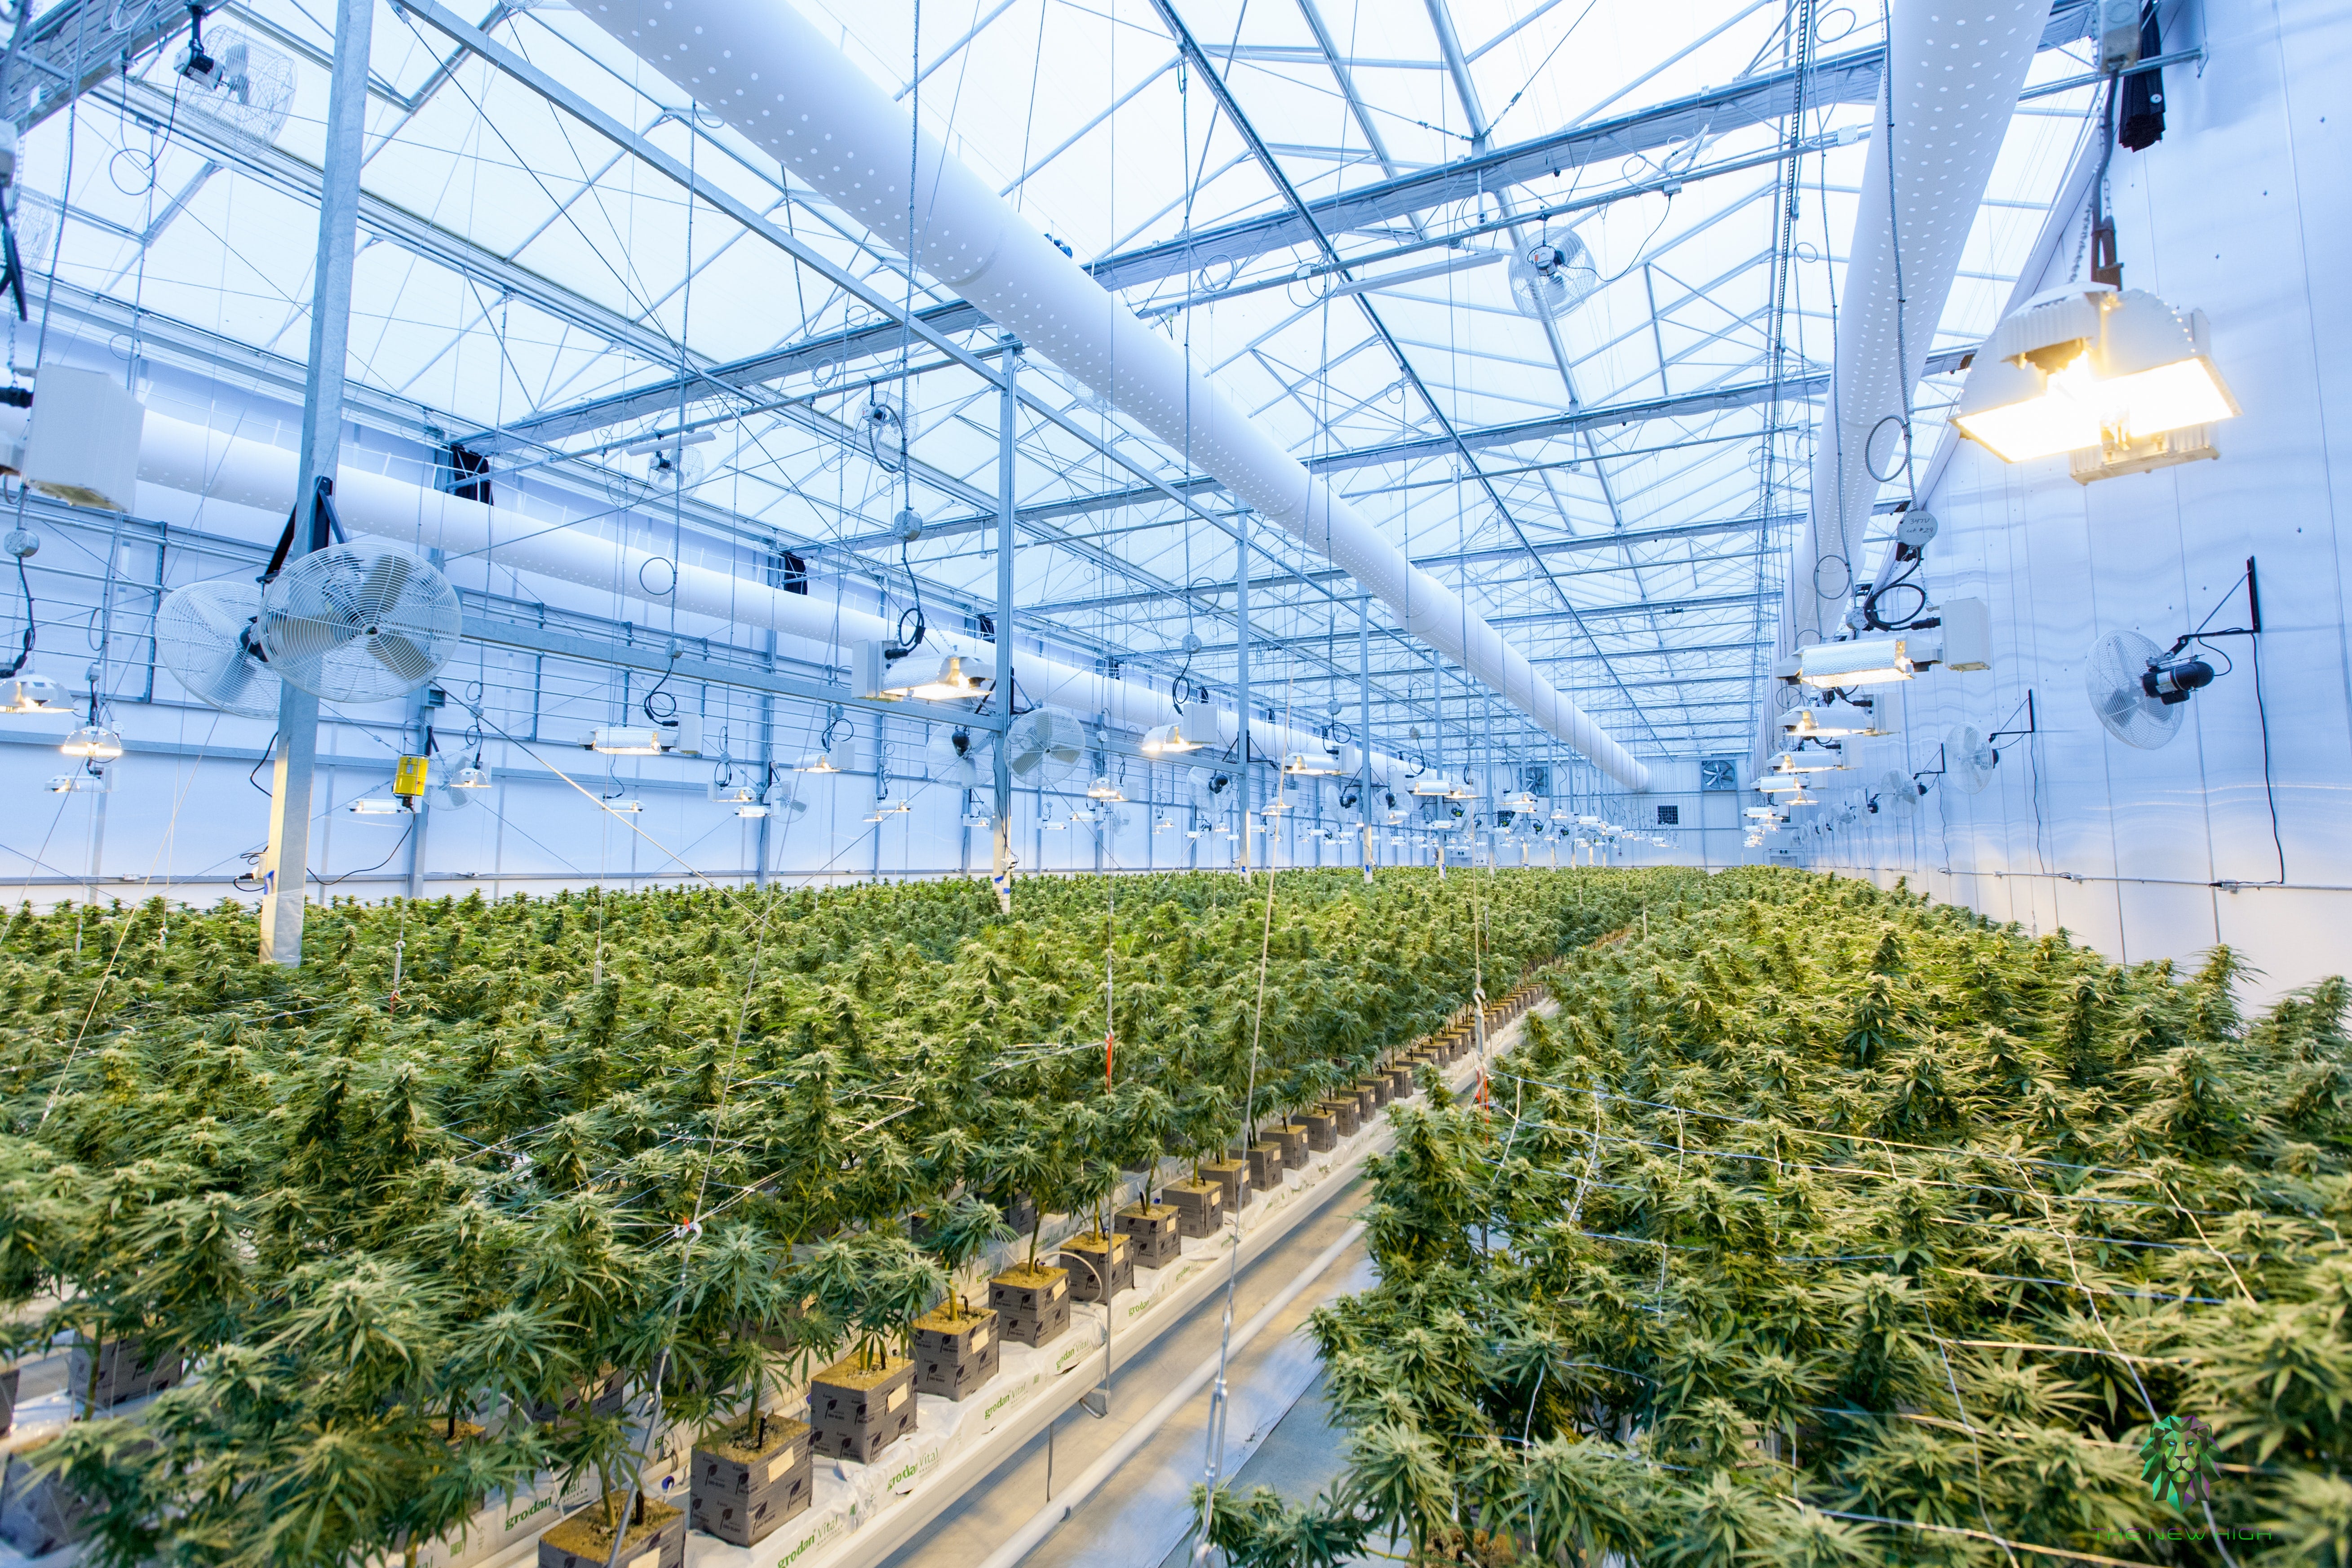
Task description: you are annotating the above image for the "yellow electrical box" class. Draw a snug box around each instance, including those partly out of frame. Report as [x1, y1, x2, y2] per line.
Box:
[393, 755, 430, 798]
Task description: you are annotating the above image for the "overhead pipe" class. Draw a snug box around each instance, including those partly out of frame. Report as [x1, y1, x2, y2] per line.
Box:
[573, 0, 1650, 793]
[1779, 0, 2048, 662]
[131, 410, 1431, 795]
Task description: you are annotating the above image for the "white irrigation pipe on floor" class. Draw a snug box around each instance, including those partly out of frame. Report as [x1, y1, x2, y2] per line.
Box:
[973, 1218, 1370, 1568]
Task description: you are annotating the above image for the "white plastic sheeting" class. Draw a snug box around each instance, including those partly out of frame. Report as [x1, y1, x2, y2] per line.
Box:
[133, 409, 1425, 793]
[573, 0, 1651, 793]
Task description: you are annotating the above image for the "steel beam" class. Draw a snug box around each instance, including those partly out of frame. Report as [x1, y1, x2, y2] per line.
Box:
[481, 4, 2091, 455]
[261, 0, 372, 969]
[1021, 515, 1798, 615]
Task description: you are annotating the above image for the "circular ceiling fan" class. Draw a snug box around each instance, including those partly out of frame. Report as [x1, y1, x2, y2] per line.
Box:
[155, 576, 280, 719]
[259, 543, 463, 704]
[1507, 229, 1599, 321]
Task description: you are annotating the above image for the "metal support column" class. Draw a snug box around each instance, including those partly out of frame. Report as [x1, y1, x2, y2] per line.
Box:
[1235, 517, 1251, 877]
[756, 629, 775, 889]
[402, 684, 434, 902]
[1358, 596, 1374, 881]
[259, 0, 373, 967]
[990, 341, 1017, 912]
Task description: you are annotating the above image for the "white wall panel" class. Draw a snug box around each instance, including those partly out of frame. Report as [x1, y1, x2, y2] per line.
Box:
[1809, 0, 2352, 1003]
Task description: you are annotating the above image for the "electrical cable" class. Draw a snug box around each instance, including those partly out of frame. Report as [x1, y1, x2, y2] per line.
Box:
[0, 537, 33, 677]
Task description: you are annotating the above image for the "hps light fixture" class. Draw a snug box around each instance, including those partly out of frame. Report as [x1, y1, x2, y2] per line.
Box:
[589, 725, 666, 755]
[1141, 709, 1217, 755]
[895, 652, 995, 702]
[1781, 699, 1890, 739]
[1086, 776, 1125, 801]
[59, 723, 122, 760]
[1282, 751, 1341, 776]
[1953, 285, 2237, 478]
[2, 675, 62, 714]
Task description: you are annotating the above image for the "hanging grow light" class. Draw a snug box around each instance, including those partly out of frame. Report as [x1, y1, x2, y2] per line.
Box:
[1797, 636, 1916, 687]
[1502, 791, 1540, 813]
[1086, 776, 1125, 801]
[1141, 709, 1218, 755]
[710, 778, 762, 805]
[1409, 776, 1452, 797]
[735, 803, 771, 818]
[1042, 817, 1069, 831]
[2, 675, 63, 714]
[349, 795, 406, 816]
[1282, 751, 1341, 776]
[1782, 700, 1890, 739]
[891, 652, 995, 702]
[48, 766, 110, 794]
[448, 761, 494, 788]
[961, 809, 993, 828]
[589, 725, 666, 755]
[1153, 817, 1176, 833]
[601, 796, 644, 814]
[60, 723, 122, 760]
[796, 745, 850, 773]
[1953, 285, 2237, 470]
[1769, 750, 1846, 775]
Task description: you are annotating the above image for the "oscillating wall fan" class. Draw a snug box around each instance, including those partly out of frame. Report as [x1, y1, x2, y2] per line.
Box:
[259, 544, 462, 703]
[155, 576, 280, 719]
[1878, 769, 1921, 813]
[1945, 725, 2000, 794]
[2086, 629, 2201, 749]
[1506, 229, 1600, 321]
[1005, 709, 1082, 778]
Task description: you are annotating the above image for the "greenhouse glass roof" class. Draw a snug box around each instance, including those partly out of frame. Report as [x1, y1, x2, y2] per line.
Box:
[12, 0, 2113, 760]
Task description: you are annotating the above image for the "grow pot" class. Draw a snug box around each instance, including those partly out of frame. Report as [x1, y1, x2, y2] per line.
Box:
[0, 1440, 94, 1557]
[1238, 1140, 1285, 1192]
[807, 1353, 917, 1464]
[537, 1494, 685, 1568]
[526, 1368, 627, 1426]
[1160, 1179, 1224, 1239]
[1199, 1156, 1252, 1212]
[689, 1415, 811, 1546]
[988, 1265, 1072, 1347]
[1324, 1097, 1360, 1138]
[1114, 1201, 1183, 1268]
[1302, 1111, 1338, 1153]
[911, 1302, 1001, 1400]
[1271, 1122, 1309, 1168]
[1059, 1231, 1134, 1303]
[68, 1336, 185, 1413]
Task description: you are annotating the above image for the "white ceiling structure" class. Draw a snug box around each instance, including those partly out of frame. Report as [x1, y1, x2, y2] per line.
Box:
[11, 0, 2113, 771]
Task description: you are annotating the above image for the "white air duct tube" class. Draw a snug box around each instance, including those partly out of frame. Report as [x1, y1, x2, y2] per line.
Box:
[134, 411, 1435, 794]
[1781, 0, 2046, 656]
[574, 0, 1649, 794]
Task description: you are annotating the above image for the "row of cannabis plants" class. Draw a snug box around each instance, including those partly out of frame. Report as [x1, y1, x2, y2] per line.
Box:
[0, 866, 1690, 1568]
[1198, 867, 2352, 1566]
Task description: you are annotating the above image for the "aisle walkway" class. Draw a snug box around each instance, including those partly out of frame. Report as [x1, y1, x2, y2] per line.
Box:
[873, 1177, 1376, 1568]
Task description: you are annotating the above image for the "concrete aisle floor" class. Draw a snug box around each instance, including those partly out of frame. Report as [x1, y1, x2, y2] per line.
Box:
[873, 1175, 1378, 1568]
[1152, 1369, 1355, 1568]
